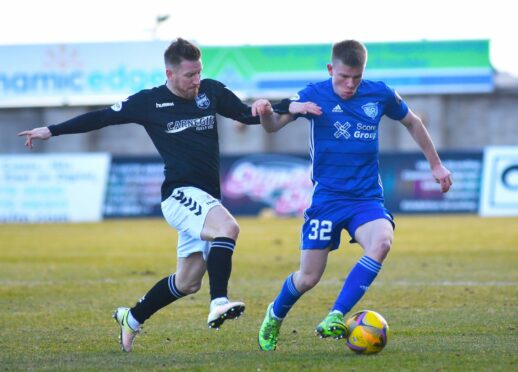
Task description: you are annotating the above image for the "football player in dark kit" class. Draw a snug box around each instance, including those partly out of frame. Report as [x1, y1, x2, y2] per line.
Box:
[18, 38, 257, 352]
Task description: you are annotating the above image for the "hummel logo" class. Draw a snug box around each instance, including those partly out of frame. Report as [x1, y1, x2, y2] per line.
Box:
[172, 190, 202, 216]
[332, 104, 343, 113]
[156, 102, 175, 108]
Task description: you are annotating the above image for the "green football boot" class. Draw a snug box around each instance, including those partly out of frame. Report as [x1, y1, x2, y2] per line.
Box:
[315, 311, 347, 339]
[258, 303, 282, 351]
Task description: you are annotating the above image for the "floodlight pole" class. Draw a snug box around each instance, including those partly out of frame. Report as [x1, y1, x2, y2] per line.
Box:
[152, 15, 170, 40]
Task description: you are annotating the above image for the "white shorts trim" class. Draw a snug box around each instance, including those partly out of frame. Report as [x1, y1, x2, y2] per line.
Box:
[161, 186, 221, 259]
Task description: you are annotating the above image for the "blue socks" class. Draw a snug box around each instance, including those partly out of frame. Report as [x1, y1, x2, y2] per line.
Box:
[272, 273, 302, 319]
[332, 256, 382, 314]
[269, 256, 382, 319]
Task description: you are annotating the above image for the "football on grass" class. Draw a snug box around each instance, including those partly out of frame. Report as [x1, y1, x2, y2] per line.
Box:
[345, 310, 389, 354]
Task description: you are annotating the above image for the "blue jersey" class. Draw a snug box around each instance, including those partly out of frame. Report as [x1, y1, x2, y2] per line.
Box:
[293, 78, 408, 200]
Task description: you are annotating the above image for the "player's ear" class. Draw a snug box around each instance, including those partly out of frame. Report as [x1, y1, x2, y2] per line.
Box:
[166, 68, 174, 80]
[327, 63, 333, 76]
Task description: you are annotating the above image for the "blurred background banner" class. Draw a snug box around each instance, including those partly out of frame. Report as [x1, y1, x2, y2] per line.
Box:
[380, 152, 482, 214]
[0, 150, 512, 222]
[221, 152, 483, 216]
[0, 153, 110, 222]
[103, 157, 164, 218]
[221, 154, 312, 216]
[98, 152, 483, 219]
[0, 40, 492, 107]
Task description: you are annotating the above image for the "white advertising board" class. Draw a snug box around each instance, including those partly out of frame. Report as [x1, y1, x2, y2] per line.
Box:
[479, 146, 518, 216]
[0, 153, 111, 223]
[0, 42, 166, 107]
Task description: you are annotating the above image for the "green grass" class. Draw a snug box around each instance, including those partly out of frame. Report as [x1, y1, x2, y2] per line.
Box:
[1, 215, 517, 371]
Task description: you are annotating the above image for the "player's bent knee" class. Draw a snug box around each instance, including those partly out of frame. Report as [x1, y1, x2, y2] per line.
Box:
[229, 221, 240, 239]
[369, 239, 392, 262]
[177, 281, 202, 295]
[217, 221, 240, 240]
[296, 274, 320, 293]
[381, 237, 392, 253]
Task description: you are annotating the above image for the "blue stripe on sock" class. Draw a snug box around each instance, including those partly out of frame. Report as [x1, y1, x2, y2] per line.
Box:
[272, 273, 302, 319]
[331, 257, 381, 314]
[287, 275, 301, 297]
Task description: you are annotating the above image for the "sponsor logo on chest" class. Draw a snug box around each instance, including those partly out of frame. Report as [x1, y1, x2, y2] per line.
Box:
[166, 115, 215, 133]
[334, 121, 351, 139]
[332, 121, 377, 141]
[330, 101, 379, 141]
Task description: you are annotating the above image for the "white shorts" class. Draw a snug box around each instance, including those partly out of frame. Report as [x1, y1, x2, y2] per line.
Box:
[161, 186, 221, 259]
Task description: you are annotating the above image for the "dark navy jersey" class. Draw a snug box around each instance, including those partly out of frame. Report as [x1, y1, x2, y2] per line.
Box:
[48, 79, 259, 201]
[293, 78, 408, 200]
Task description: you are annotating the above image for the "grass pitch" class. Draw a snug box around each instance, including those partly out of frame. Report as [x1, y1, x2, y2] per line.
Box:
[1, 215, 517, 371]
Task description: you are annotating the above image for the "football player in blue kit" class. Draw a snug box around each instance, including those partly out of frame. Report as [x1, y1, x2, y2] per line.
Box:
[18, 38, 260, 353]
[252, 39, 453, 351]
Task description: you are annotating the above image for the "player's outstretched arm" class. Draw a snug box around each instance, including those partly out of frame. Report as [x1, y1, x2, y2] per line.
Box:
[400, 109, 452, 193]
[17, 127, 52, 149]
[251, 99, 294, 133]
[251, 99, 322, 133]
[288, 101, 322, 116]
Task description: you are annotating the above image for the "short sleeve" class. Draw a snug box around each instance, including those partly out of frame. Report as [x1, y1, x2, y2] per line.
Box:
[383, 85, 408, 121]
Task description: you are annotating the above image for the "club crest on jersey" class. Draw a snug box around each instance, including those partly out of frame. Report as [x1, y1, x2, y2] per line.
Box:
[111, 98, 128, 112]
[195, 94, 210, 109]
[361, 102, 378, 119]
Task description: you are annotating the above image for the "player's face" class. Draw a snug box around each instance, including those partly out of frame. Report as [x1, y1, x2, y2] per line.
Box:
[328, 61, 364, 100]
[166, 59, 202, 100]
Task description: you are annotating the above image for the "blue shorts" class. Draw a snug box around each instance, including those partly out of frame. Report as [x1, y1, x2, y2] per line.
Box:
[301, 195, 394, 250]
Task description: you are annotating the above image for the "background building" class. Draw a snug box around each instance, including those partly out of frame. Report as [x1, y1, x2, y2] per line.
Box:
[2, 40, 517, 221]
[2, 40, 517, 155]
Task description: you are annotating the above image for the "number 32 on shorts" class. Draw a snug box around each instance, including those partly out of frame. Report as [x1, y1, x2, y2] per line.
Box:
[308, 219, 332, 240]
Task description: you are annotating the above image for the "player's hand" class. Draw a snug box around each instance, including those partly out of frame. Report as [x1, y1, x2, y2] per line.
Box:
[17, 127, 52, 149]
[432, 164, 452, 193]
[288, 101, 322, 115]
[251, 99, 273, 116]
